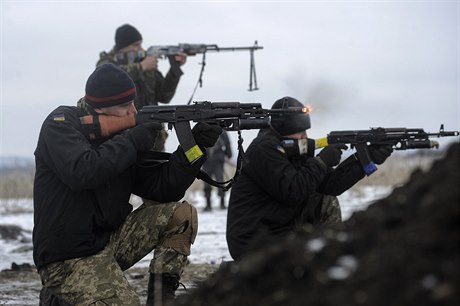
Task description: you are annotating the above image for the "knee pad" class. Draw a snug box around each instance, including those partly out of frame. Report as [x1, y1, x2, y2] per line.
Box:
[160, 201, 198, 256]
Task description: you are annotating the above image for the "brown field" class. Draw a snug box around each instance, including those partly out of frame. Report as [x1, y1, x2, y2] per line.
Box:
[0, 151, 443, 199]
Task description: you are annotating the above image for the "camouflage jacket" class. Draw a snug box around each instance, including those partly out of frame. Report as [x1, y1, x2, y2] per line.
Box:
[97, 49, 182, 109]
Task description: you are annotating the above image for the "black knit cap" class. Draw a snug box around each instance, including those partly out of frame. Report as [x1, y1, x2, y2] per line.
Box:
[115, 24, 142, 50]
[270, 96, 311, 136]
[85, 64, 136, 108]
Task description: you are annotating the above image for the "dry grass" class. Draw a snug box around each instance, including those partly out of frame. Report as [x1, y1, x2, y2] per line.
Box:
[0, 167, 34, 199]
[189, 152, 442, 197]
[0, 152, 442, 200]
[352, 153, 439, 189]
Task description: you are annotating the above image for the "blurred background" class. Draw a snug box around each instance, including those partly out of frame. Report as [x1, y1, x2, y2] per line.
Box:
[1, 1, 459, 159]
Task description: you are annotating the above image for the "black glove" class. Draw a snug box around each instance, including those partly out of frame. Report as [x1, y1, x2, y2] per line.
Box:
[317, 144, 347, 168]
[192, 123, 223, 149]
[368, 144, 393, 165]
[128, 123, 163, 152]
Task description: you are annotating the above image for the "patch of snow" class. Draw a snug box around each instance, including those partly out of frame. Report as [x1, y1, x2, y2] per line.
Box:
[0, 186, 390, 271]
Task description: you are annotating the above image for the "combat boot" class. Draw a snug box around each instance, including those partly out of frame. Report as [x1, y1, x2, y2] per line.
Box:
[146, 273, 180, 306]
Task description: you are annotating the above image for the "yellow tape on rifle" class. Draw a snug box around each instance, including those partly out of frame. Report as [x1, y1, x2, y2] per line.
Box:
[185, 145, 204, 163]
[315, 137, 329, 149]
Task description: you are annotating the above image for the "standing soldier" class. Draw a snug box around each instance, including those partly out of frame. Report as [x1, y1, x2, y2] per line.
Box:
[202, 131, 233, 211]
[97, 24, 187, 151]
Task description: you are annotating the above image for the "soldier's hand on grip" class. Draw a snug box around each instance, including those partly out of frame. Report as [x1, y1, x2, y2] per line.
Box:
[368, 144, 393, 165]
[140, 56, 159, 71]
[192, 123, 223, 149]
[317, 144, 347, 168]
[129, 123, 162, 152]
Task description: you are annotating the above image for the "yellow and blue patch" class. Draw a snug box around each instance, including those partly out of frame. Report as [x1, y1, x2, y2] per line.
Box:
[53, 114, 65, 121]
[276, 145, 286, 154]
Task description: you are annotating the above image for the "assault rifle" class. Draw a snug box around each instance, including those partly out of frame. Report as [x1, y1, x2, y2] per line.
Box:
[80, 101, 306, 190]
[81, 101, 307, 163]
[315, 125, 459, 175]
[115, 41, 263, 92]
[137, 101, 307, 163]
[139, 101, 305, 189]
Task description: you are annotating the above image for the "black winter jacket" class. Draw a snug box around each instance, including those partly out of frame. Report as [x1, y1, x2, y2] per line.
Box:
[33, 106, 204, 269]
[226, 129, 365, 260]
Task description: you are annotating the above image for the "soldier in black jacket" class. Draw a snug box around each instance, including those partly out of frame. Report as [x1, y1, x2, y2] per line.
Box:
[226, 97, 393, 261]
[33, 64, 222, 305]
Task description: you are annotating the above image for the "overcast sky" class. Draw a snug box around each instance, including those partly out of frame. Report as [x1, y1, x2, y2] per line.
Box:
[1, 0, 459, 158]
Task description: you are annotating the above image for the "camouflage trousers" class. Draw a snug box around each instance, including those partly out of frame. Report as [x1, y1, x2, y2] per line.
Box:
[39, 200, 197, 306]
[295, 194, 342, 230]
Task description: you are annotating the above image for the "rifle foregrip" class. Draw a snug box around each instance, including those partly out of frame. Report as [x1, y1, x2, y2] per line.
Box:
[239, 119, 269, 130]
[406, 140, 437, 149]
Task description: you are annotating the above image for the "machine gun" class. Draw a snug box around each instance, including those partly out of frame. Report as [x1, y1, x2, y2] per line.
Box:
[315, 125, 459, 175]
[115, 41, 263, 92]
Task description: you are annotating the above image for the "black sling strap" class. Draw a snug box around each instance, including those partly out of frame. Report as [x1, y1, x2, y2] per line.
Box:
[137, 130, 248, 191]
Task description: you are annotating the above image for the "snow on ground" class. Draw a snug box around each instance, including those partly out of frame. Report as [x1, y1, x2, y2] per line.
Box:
[0, 186, 392, 271]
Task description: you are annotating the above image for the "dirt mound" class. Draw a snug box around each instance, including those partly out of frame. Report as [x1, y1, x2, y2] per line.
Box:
[177, 142, 459, 306]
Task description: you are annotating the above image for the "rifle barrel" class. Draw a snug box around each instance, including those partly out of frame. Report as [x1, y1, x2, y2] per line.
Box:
[206, 46, 264, 52]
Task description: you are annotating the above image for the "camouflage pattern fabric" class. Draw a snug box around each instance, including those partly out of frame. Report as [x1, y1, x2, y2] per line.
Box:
[96, 50, 180, 152]
[318, 195, 342, 224]
[39, 201, 193, 305]
[97, 50, 178, 110]
[295, 194, 342, 230]
[76, 98, 89, 113]
[97, 51, 144, 80]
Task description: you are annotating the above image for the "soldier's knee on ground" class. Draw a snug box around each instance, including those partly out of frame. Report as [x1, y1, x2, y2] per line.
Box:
[160, 201, 198, 256]
[320, 195, 342, 224]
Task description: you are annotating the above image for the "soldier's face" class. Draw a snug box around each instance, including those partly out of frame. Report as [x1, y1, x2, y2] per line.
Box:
[120, 40, 143, 53]
[285, 130, 307, 140]
[95, 101, 137, 117]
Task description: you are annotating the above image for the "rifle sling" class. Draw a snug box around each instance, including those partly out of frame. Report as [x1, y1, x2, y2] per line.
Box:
[137, 148, 243, 192]
[187, 52, 207, 105]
